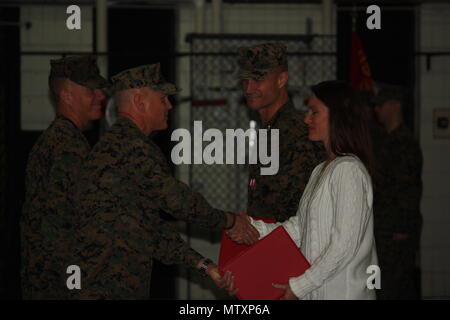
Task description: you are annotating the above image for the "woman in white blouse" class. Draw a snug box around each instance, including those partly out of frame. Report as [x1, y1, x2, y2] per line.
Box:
[223, 80, 378, 300]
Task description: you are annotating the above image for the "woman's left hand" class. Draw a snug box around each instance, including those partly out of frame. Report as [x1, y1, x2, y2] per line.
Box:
[272, 283, 298, 300]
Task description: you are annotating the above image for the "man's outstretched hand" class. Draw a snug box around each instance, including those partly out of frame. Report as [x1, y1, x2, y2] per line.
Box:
[217, 270, 239, 296]
[226, 212, 259, 245]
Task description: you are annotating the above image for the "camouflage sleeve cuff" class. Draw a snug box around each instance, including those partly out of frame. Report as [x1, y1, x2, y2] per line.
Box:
[184, 248, 205, 271]
[218, 211, 232, 229]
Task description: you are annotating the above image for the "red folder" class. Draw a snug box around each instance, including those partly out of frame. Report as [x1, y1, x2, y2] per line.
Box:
[219, 225, 310, 300]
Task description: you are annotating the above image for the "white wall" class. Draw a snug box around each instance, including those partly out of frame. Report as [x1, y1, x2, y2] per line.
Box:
[418, 3, 450, 299]
[21, 5, 93, 131]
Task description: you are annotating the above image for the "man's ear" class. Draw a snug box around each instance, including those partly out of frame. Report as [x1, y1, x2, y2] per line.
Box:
[133, 91, 146, 114]
[383, 100, 399, 113]
[278, 71, 288, 89]
[59, 88, 72, 106]
[392, 100, 402, 112]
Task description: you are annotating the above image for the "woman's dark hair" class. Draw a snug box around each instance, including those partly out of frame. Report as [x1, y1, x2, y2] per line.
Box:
[311, 80, 375, 177]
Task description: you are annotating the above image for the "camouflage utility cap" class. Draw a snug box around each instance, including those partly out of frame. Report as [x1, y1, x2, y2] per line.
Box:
[49, 55, 108, 89]
[374, 83, 405, 106]
[111, 63, 179, 95]
[238, 42, 288, 80]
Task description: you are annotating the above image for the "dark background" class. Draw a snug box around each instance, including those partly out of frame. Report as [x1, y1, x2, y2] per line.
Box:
[337, 3, 416, 129]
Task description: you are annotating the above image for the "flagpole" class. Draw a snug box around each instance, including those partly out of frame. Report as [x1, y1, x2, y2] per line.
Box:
[351, 2, 356, 33]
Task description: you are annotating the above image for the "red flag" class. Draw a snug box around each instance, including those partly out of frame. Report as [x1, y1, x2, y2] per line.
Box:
[350, 32, 374, 92]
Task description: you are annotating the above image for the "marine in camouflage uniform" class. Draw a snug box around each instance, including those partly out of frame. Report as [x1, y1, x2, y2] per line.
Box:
[238, 43, 326, 222]
[357, 90, 391, 203]
[71, 63, 243, 300]
[20, 56, 108, 299]
[373, 85, 423, 299]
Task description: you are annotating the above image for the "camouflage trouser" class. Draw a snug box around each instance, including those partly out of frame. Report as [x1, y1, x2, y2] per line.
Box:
[22, 265, 70, 300]
[376, 236, 421, 300]
[21, 249, 71, 300]
[21, 219, 74, 300]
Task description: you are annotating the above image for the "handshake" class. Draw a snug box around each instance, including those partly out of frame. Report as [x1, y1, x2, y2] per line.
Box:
[225, 212, 260, 246]
[201, 213, 298, 300]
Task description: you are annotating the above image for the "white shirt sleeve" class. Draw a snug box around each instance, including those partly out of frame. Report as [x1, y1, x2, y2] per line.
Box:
[289, 161, 372, 299]
[250, 215, 301, 247]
